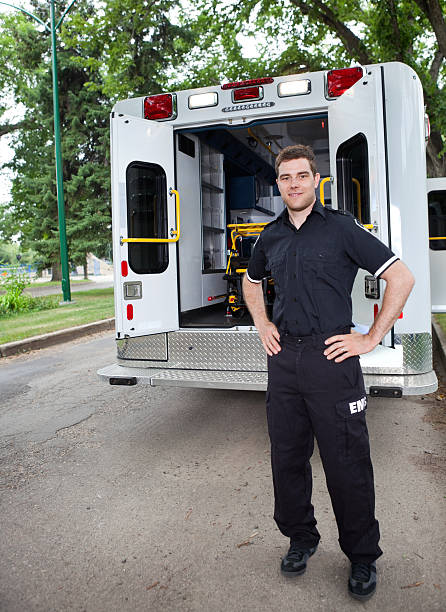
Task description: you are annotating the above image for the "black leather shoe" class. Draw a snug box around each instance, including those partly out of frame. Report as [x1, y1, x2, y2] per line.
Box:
[280, 543, 318, 576]
[348, 561, 377, 600]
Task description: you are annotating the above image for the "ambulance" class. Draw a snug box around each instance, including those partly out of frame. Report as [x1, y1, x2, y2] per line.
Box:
[98, 61, 445, 395]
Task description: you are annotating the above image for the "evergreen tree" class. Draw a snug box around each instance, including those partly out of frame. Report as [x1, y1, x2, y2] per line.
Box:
[0, 0, 193, 278]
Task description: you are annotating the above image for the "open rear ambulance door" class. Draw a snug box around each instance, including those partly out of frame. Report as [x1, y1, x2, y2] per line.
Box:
[111, 114, 179, 337]
[427, 177, 446, 312]
[328, 66, 392, 346]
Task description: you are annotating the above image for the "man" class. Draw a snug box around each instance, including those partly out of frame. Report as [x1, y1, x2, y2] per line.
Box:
[242, 144, 414, 601]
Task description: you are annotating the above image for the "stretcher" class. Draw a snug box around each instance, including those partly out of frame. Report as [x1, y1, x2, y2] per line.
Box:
[224, 222, 275, 317]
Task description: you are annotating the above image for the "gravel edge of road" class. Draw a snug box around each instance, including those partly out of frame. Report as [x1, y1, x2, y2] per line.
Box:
[0, 318, 115, 357]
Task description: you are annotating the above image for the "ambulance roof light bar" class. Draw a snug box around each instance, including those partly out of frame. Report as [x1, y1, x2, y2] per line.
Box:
[221, 77, 274, 90]
[326, 67, 363, 98]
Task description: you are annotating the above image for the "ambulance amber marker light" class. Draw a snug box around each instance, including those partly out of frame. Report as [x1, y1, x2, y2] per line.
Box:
[144, 93, 175, 120]
[127, 304, 133, 320]
[326, 67, 363, 98]
[121, 261, 128, 277]
[221, 77, 273, 90]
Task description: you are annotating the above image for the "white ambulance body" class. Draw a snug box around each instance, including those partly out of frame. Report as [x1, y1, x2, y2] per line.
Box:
[98, 62, 440, 396]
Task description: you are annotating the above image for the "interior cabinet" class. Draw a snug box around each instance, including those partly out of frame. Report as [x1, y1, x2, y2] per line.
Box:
[201, 143, 225, 272]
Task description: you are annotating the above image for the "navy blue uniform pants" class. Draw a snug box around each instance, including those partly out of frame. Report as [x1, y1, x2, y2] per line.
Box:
[266, 329, 382, 564]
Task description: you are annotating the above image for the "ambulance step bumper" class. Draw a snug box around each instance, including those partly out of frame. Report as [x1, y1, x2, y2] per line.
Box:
[98, 364, 438, 395]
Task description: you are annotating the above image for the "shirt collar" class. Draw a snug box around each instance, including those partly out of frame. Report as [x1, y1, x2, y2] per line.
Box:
[279, 199, 326, 226]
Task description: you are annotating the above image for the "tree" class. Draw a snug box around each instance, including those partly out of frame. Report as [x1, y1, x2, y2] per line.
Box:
[0, 0, 194, 278]
[0, 1, 111, 279]
[187, 0, 445, 176]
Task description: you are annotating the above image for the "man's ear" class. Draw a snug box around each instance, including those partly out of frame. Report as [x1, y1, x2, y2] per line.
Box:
[314, 173, 321, 188]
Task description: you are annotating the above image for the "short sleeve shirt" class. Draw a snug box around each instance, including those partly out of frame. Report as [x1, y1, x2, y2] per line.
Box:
[246, 200, 398, 335]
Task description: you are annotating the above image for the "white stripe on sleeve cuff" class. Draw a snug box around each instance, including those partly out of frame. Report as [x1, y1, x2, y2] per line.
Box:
[374, 255, 399, 278]
[246, 271, 262, 284]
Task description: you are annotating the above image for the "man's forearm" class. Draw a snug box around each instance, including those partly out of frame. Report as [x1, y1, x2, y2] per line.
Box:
[367, 264, 415, 346]
[242, 275, 269, 327]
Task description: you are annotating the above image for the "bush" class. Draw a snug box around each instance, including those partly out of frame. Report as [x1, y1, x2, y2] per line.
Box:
[0, 268, 59, 317]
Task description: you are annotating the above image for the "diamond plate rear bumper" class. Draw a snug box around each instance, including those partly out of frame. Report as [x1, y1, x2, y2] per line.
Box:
[97, 363, 438, 395]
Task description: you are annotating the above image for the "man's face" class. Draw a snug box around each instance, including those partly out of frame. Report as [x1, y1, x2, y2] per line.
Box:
[276, 157, 320, 212]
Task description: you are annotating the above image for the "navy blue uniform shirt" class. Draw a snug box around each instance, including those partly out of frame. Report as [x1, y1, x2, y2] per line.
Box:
[246, 200, 399, 336]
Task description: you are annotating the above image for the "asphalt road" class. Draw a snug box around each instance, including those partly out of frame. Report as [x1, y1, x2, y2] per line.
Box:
[0, 333, 445, 612]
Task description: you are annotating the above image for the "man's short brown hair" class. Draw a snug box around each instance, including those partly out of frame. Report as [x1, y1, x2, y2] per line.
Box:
[275, 144, 318, 177]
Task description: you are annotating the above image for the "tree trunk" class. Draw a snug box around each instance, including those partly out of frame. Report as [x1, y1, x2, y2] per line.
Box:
[426, 132, 446, 178]
[83, 259, 88, 280]
[51, 262, 62, 282]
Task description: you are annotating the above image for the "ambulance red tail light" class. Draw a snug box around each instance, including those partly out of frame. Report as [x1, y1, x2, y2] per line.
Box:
[326, 67, 363, 98]
[127, 304, 133, 320]
[221, 77, 273, 90]
[121, 261, 128, 277]
[144, 93, 177, 120]
[233, 86, 263, 102]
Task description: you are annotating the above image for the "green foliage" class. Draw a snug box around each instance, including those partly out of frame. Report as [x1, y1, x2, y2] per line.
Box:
[184, 0, 446, 176]
[0, 266, 57, 316]
[0, 267, 29, 296]
[0, 0, 198, 272]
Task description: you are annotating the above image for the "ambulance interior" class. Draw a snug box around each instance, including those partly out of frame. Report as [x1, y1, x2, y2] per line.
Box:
[174, 115, 331, 328]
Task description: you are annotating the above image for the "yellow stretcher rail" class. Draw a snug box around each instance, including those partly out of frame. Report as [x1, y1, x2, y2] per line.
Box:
[121, 188, 180, 245]
[430, 236, 446, 240]
[226, 222, 268, 275]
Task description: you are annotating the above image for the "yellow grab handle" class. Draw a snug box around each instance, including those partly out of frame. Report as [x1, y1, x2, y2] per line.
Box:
[121, 188, 180, 244]
[319, 177, 331, 206]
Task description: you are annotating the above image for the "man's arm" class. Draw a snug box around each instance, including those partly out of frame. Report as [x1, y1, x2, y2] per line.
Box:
[324, 260, 415, 362]
[242, 274, 281, 356]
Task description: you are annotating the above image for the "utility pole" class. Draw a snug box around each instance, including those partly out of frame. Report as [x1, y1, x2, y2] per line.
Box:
[0, 0, 78, 302]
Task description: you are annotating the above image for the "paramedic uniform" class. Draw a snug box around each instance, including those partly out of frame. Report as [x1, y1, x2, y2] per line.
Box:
[246, 200, 398, 564]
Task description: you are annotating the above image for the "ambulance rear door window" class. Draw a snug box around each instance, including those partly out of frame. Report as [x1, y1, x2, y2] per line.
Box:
[428, 190, 446, 251]
[126, 161, 168, 274]
[336, 133, 370, 225]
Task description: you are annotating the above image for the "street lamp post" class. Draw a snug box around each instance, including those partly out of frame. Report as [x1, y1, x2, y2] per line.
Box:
[0, 0, 78, 302]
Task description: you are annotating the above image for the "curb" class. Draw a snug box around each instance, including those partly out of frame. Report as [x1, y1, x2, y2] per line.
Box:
[432, 317, 446, 373]
[0, 318, 115, 357]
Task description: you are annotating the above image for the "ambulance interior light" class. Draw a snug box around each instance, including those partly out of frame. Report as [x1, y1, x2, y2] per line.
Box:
[144, 93, 176, 120]
[188, 92, 218, 109]
[278, 79, 311, 97]
[326, 67, 363, 98]
[221, 77, 273, 90]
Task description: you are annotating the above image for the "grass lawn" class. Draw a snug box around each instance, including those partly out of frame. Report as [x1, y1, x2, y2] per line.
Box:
[435, 313, 446, 336]
[0, 288, 114, 344]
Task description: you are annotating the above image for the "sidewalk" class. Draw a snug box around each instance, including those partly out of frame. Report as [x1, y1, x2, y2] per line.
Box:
[25, 275, 114, 297]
